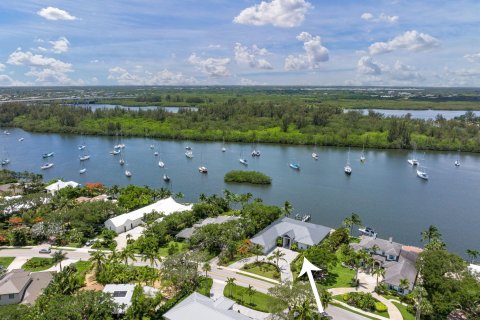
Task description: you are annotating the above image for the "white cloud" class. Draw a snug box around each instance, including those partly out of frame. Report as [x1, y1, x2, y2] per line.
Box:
[49, 37, 70, 54]
[361, 12, 398, 23]
[90, 59, 100, 63]
[108, 67, 197, 85]
[0, 75, 26, 86]
[208, 44, 222, 49]
[233, 0, 312, 28]
[357, 56, 382, 75]
[188, 53, 230, 77]
[0, 63, 5, 72]
[284, 32, 329, 70]
[356, 56, 424, 82]
[234, 43, 272, 69]
[464, 52, 480, 63]
[37, 7, 77, 21]
[390, 61, 424, 81]
[369, 30, 440, 55]
[25, 68, 83, 85]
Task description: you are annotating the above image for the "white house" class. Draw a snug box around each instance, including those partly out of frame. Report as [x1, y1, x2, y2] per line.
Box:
[45, 180, 80, 195]
[104, 197, 192, 234]
[103, 284, 159, 314]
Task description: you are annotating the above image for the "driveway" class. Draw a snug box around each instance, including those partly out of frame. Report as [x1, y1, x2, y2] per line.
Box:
[266, 247, 299, 282]
[326, 305, 371, 320]
[7, 256, 29, 271]
[114, 226, 144, 250]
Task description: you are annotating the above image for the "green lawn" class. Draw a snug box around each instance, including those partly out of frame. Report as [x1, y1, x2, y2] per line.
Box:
[196, 277, 213, 297]
[224, 283, 283, 313]
[22, 257, 55, 271]
[0, 257, 15, 268]
[392, 302, 415, 320]
[157, 241, 188, 257]
[241, 262, 280, 280]
[74, 260, 92, 274]
[235, 271, 279, 285]
[333, 294, 390, 318]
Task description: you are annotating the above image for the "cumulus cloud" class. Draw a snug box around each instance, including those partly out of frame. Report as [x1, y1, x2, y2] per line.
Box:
[208, 44, 222, 49]
[188, 53, 230, 77]
[0, 63, 5, 72]
[7, 49, 81, 85]
[356, 56, 424, 82]
[361, 12, 398, 23]
[284, 32, 329, 70]
[390, 61, 424, 81]
[369, 30, 440, 55]
[37, 7, 77, 21]
[464, 52, 480, 63]
[357, 56, 382, 75]
[234, 43, 272, 69]
[0, 75, 26, 86]
[49, 37, 70, 53]
[108, 67, 197, 85]
[233, 0, 312, 28]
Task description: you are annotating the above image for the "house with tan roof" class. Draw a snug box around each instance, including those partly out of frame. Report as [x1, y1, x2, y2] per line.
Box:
[0, 269, 53, 305]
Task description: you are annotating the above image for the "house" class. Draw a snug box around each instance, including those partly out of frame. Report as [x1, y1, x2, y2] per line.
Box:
[45, 180, 80, 195]
[103, 283, 159, 314]
[0, 269, 53, 305]
[351, 236, 421, 294]
[176, 215, 240, 240]
[75, 194, 111, 203]
[251, 217, 332, 254]
[468, 264, 480, 280]
[0, 183, 23, 195]
[104, 197, 192, 234]
[164, 292, 250, 320]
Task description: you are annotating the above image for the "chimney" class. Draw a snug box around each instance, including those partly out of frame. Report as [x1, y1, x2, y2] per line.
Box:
[389, 237, 393, 243]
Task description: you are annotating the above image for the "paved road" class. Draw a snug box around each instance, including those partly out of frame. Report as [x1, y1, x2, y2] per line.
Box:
[326, 305, 371, 320]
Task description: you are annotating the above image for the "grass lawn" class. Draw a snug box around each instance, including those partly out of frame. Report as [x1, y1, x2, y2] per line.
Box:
[333, 294, 390, 318]
[196, 277, 213, 297]
[22, 257, 55, 271]
[392, 302, 415, 320]
[224, 283, 283, 313]
[236, 271, 279, 285]
[241, 262, 280, 280]
[74, 261, 92, 274]
[0, 257, 15, 268]
[157, 241, 188, 257]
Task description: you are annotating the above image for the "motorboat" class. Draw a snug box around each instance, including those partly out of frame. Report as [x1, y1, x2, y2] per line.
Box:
[41, 163, 54, 170]
[154, 152, 159, 156]
[239, 158, 248, 165]
[158, 161, 165, 168]
[1, 159, 10, 166]
[110, 150, 121, 155]
[359, 226, 377, 237]
[79, 168, 87, 174]
[407, 159, 419, 166]
[163, 174, 170, 182]
[78, 145, 86, 150]
[198, 166, 208, 173]
[18, 138, 24, 142]
[289, 163, 300, 170]
[79, 155, 90, 161]
[312, 152, 318, 160]
[125, 170, 132, 177]
[185, 151, 193, 158]
[42, 152, 54, 158]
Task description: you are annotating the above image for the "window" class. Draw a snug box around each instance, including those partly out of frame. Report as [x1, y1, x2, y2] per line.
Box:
[113, 291, 127, 298]
[9, 294, 15, 299]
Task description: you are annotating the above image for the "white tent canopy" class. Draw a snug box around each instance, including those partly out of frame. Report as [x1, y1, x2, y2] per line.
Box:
[45, 180, 80, 195]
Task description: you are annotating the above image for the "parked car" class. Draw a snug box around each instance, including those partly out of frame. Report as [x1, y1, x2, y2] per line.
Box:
[85, 240, 96, 246]
[39, 247, 51, 254]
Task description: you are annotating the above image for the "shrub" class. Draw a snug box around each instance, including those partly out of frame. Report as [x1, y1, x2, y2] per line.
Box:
[343, 293, 350, 301]
[375, 302, 388, 312]
[224, 171, 271, 185]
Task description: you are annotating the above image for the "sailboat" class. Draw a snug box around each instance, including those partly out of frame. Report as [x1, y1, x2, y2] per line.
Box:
[312, 138, 318, 160]
[344, 148, 352, 175]
[221, 137, 226, 152]
[119, 149, 125, 166]
[42, 152, 54, 158]
[251, 138, 261, 157]
[198, 152, 208, 173]
[154, 151, 159, 156]
[360, 144, 366, 162]
[41, 163, 54, 170]
[239, 151, 248, 165]
[416, 153, 428, 180]
[185, 150, 193, 158]
[150, 144, 154, 149]
[79, 160, 87, 174]
[110, 149, 120, 155]
[289, 163, 300, 170]
[79, 146, 90, 161]
[454, 150, 460, 167]
[163, 173, 170, 182]
[1, 147, 10, 166]
[18, 138, 24, 142]
[408, 143, 419, 166]
[125, 170, 132, 177]
[158, 161, 165, 168]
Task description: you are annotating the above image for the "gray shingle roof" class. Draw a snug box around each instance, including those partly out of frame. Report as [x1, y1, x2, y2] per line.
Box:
[21, 272, 53, 304]
[0, 269, 31, 295]
[164, 292, 250, 320]
[383, 250, 419, 289]
[355, 236, 402, 257]
[251, 217, 331, 249]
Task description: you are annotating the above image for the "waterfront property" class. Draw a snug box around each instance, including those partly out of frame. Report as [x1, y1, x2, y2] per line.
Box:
[176, 215, 240, 240]
[0, 269, 53, 305]
[351, 236, 421, 294]
[45, 180, 80, 195]
[104, 197, 192, 234]
[163, 292, 250, 320]
[251, 217, 332, 254]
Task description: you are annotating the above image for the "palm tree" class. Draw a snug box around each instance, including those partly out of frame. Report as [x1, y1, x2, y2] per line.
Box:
[119, 246, 137, 265]
[372, 267, 385, 286]
[283, 201, 293, 217]
[51, 250, 67, 272]
[421, 225, 441, 243]
[399, 278, 410, 294]
[246, 285, 256, 305]
[269, 249, 286, 269]
[202, 262, 211, 277]
[226, 277, 236, 297]
[293, 297, 316, 320]
[199, 193, 207, 202]
[174, 192, 184, 200]
[343, 213, 361, 235]
[89, 250, 106, 274]
[466, 249, 480, 263]
[319, 287, 332, 309]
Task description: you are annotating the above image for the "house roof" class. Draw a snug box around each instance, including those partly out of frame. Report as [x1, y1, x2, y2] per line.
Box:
[21, 272, 53, 304]
[106, 197, 192, 228]
[45, 180, 80, 192]
[383, 249, 419, 290]
[164, 292, 250, 320]
[251, 217, 332, 250]
[0, 269, 31, 295]
[354, 236, 403, 257]
[103, 284, 135, 314]
[176, 215, 239, 239]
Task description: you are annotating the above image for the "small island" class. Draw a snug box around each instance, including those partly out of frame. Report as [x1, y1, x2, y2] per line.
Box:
[224, 170, 272, 185]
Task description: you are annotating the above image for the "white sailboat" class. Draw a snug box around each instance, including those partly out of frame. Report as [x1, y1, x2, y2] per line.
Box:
[79, 146, 90, 161]
[185, 150, 193, 158]
[312, 138, 318, 160]
[163, 173, 170, 182]
[239, 151, 248, 165]
[221, 137, 226, 152]
[125, 170, 132, 177]
[416, 153, 428, 180]
[198, 152, 208, 173]
[454, 150, 460, 167]
[79, 160, 87, 174]
[18, 138, 24, 142]
[119, 149, 125, 165]
[41, 163, 54, 170]
[1, 147, 10, 166]
[344, 148, 352, 175]
[158, 161, 165, 168]
[360, 144, 366, 162]
[408, 143, 419, 166]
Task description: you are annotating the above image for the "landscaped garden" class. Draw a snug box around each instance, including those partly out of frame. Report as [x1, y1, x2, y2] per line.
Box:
[157, 241, 189, 257]
[196, 277, 213, 297]
[392, 301, 415, 320]
[223, 283, 281, 313]
[22, 257, 55, 271]
[241, 261, 280, 280]
[334, 292, 389, 318]
[0, 257, 15, 268]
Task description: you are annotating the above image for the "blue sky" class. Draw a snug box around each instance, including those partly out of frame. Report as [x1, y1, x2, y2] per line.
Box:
[0, 0, 479, 86]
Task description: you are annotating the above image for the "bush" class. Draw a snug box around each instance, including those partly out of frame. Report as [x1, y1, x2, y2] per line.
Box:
[343, 293, 350, 301]
[224, 170, 272, 185]
[375, 302, 388, 312]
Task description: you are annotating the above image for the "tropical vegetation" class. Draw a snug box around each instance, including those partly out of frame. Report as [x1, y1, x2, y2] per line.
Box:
[224, 170, 272, 185]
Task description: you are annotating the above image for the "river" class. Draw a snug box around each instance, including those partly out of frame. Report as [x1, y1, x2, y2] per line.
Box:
[1, 128, 479, 256]
[353, 109, 478, 120]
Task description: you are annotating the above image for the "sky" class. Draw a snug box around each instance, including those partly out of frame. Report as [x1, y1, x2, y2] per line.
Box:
[0, 0, 479, 87]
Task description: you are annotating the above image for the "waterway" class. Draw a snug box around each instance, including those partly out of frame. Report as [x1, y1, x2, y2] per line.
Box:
[1, 128, 479, 256]
[354, 109, 478, 120]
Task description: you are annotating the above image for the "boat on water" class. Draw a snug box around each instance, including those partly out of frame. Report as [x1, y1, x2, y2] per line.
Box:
[289, 163, 300, 170]
[312, 138, 319, 160]
[408, 143, 419, 166]
[360, 144, 366, 162]
[251, 150, 260, 157]
[198, 166, 208, 173]
[417, 167, 428, 180]
[312, 152, 319, 160]
[41, 163, 54, 170]
[163, 174, 170, 182]
[125, 170, 132, 177]
[79, 155, 90, 161]
[221, 137, 226, 152]
[158, 161, 165, 168]
[239, 158, 248, 165]
[222, 147, 226, 152]
[150, 145, 154, 149]
[344, 148, 352, 175]
[1, 159, 10, 166]
[455, 150, 460, 167]
[119, 159, 125, 165]
[18, 138, 24, 142]
[3, 130, 10, 135]
[110, 150, 120, 155]
[42, 152, 54, 158]
[185, 146, 192, 150]
[359, 226, 377, 237]
[154, 152, 159, 156]
[78, 145, 86, 150]
[185, 151, 193, 158]
[79, 168, 87, 174]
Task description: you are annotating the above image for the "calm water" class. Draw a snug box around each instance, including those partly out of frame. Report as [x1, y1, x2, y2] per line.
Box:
[354, 109, 478, 120]
[72, 104, 198, 113]
[1, 128, 479, 256]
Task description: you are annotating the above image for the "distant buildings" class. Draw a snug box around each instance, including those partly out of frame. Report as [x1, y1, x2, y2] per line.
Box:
[251, 217, 332, 254]
[0, 269, 53, 305]
[45, 180, 80, 196]
[176, 216, 240, 240]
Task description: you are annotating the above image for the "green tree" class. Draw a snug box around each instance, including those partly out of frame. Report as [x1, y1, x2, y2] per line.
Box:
[283, 201, 293, 217]
[269, 249, 286, 269]
[51, 250, 67, 272]
[372, 266, 385, 286]
[89, 250, 107, 274]
[343, 213, 362, 235]
[399, 278, 410, 294]
[226, 277, 236, 297]
[421, 225, 442, 243]
[246, 284, 256, 305]
[119, 246, 137, 266]
[466, 249, 479, 263]
[202, 262, 211, 277]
